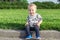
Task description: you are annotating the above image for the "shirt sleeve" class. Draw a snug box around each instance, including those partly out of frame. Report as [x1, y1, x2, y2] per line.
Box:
[26, 16, 29, 22]
[37, 14, 42, 22]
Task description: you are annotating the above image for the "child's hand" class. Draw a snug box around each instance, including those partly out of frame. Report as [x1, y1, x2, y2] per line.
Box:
[25, 22, 29, 26]
[25, 23, 28, 26]
[36, 23, 40, 26]
[36, 20, 42, 26]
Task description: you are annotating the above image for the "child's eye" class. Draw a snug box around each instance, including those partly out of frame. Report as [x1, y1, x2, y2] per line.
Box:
[29, 9, 34, 11]
[32, 10, 34, 11]
[29, 10, 31, 11]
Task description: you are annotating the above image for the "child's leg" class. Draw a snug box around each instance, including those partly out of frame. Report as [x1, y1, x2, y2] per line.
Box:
[34, 25, 40, 37]
[25, 25, 31, 36]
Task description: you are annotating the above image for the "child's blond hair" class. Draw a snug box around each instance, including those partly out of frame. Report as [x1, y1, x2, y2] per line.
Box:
[28, 3, 37, 9]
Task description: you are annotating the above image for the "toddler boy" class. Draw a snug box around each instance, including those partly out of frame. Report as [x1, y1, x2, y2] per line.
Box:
[25, 3, 42, 39]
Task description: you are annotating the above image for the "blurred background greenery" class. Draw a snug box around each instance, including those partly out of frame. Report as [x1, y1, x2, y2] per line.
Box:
[0, 0, 60, 31]
[0, 0, 60, 9]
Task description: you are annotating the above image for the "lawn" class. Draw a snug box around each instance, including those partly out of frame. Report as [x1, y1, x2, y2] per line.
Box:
[0, 9, 60, 31]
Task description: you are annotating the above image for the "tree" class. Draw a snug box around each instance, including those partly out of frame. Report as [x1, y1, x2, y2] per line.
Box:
[58, 0, 60, 3]
[17, 0, 28, 3]
[17, 0, 28, 9]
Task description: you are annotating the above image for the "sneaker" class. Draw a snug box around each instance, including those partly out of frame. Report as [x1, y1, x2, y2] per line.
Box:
[36, 37, 41, 39]
[26, 35, 32, 39]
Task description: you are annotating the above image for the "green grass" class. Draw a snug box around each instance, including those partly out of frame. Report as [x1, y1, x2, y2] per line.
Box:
[0, 9, 60, 31]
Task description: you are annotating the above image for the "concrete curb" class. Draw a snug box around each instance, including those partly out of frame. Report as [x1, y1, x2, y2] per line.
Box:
[0, 37, 60, 40]
[0, 29, 60, 39]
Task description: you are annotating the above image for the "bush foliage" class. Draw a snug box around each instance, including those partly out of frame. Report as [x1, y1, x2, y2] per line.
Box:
[33, 1, 60, 9]
[0, 1, 60, 9]
[0, 0, 28, 9]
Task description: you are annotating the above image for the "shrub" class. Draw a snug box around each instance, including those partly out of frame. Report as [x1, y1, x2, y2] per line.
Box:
[33, 1, 60, 9]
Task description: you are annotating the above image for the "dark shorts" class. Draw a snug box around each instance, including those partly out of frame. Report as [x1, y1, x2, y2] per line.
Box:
[29, 27, 36, 31]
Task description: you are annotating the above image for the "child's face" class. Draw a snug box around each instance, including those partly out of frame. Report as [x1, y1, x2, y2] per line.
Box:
[28, 6, 36, 16]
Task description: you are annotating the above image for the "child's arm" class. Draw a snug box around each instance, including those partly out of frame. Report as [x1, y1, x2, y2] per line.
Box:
[36, 14, 42, 26]
[25, 16, 29, 26]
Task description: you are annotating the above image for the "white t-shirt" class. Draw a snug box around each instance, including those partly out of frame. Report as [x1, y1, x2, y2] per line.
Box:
[27, 13, 42, 27]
